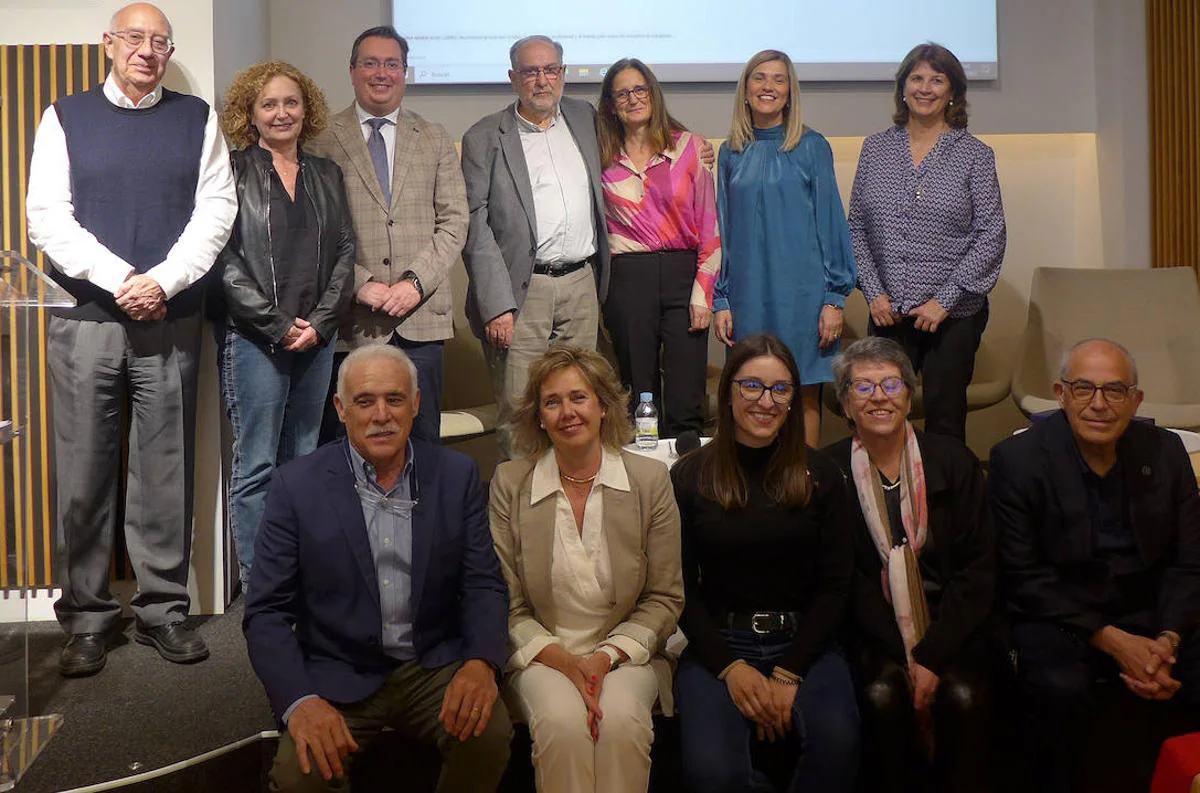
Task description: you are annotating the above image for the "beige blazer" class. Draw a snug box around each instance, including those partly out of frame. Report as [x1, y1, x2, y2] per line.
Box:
[489, 449, 684, 713]
[308, 104, 467, 347]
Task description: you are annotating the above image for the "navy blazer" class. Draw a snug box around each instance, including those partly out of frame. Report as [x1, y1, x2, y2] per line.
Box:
[243, 439, 509, 720]
[990, 411, 1200, 642]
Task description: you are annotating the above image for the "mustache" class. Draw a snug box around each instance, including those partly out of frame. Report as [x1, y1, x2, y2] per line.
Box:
[366, 424, 401, 437]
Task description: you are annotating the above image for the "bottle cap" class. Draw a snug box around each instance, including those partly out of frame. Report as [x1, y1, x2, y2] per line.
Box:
[639, 392, 653, 402]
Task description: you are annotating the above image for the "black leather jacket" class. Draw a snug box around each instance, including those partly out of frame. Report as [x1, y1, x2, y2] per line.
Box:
[216, 145, 355, 345]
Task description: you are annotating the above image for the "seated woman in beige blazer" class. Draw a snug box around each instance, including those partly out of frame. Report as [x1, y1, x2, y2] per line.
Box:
[489, 345, 684, 793]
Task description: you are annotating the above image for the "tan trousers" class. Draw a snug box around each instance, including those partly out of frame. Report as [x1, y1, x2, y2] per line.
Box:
[269, 660, 513, 793]
[484, 264, 600, 458]
[507, 663, 658, 793]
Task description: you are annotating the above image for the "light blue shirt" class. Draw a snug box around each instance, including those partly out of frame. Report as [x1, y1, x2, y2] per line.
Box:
[346, 438, 417, 660]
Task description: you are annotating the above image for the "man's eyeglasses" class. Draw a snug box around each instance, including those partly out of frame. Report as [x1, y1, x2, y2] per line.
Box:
[356, 58, 406, 73]
[1060, 379, 1138, 404]
[108, 29, 174, 55]
[850, 377, 906, 400]
[612, 85, 649, 105]
[517, 65, 563, 82]
[733, 378, 796, 405]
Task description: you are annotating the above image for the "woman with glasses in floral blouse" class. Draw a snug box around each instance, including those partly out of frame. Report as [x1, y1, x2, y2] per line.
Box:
[596, 58, 721, 437]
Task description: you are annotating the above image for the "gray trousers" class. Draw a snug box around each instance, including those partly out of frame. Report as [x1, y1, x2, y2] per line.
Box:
[482, 264, 599, 458]
[47, 313, 201, 633]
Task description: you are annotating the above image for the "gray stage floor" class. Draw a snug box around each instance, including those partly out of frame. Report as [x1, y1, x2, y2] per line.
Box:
[13, 598, 275, 792]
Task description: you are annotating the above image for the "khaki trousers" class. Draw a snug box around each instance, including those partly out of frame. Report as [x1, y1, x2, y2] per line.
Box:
[269, 660, 513, 793]
[507, 663, 658, 793]
[484, 264, 599, 458]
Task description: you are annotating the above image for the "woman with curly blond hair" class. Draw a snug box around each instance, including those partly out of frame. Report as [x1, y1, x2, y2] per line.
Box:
[215, 61, 355, 590]
[489, 345, 683, 793]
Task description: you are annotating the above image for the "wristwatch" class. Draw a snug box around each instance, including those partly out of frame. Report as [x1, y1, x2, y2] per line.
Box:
[402, 272, 424, 298]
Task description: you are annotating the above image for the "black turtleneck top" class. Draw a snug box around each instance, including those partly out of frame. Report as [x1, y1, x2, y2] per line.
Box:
[670, 441, 853, 676]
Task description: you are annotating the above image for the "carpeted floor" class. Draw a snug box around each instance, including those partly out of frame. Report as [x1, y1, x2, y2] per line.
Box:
[15, 598, 276, 793]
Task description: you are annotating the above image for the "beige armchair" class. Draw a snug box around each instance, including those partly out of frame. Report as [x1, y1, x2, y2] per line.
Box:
[1012, 266, 1200, 428]
[440, 258, 499, 441]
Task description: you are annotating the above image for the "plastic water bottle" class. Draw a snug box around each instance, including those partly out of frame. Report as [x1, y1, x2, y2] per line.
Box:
[635, 392, 659, 450]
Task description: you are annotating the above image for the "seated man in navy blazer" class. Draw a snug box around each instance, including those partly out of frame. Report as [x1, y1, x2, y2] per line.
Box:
[990, 338, 1200, 792]
[244, 344, 512, 792]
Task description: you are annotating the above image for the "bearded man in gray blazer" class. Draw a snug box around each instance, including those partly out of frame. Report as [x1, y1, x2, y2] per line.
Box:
[460, 36, 610, 458]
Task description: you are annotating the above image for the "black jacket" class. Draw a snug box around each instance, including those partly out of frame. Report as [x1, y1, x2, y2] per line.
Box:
[216, 145, 355, 345]
[826, 431, 997, 674]
[989, 411, 1200, 642]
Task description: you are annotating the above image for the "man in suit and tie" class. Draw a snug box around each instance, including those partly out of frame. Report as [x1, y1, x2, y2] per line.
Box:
[311, 26, 467, 445]
[244, 344, 512, 792]
[460, 35, 611, 458]
[990, 338, 1200, 792]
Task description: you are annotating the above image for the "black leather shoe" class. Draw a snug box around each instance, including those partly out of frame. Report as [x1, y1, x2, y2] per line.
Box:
[60, 633, 106, 677]
[134, 622, 209, 664]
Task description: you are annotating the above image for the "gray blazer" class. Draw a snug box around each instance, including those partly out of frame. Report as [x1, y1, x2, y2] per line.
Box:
[459, 96, 611, 338]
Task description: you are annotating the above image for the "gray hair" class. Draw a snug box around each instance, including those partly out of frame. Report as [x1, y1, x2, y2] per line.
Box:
[509, 35, 564, 70]
[336, 345, 419, 403]
[831, 337, 919, 404]
[1058, 338, 1139, 383]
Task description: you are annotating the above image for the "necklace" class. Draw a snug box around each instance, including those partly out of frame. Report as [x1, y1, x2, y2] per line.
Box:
[878, 470, 901, 492]
[560, 469, 599, 485]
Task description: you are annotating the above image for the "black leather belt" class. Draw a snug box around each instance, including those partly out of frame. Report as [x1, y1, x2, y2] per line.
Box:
[533, 258, 589, 277]
[725, 611, 801, 635]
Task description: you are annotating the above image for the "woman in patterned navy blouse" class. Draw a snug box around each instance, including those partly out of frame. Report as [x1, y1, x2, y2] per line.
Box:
[847, 43, 1006, 442]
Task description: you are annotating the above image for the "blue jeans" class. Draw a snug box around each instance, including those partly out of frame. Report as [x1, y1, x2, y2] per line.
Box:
[674, 630, 860, 793]
[220, 328, 335, 588]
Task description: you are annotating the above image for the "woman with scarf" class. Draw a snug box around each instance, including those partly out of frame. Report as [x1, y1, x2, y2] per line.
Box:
[824, 337, 998, 793]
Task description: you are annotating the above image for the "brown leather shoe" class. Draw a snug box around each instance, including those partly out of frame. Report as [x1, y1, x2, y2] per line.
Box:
[60, 633, 106, 677]
[134, 622, 209, 664]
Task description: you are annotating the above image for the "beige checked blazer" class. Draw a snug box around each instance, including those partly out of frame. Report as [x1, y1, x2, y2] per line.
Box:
[308, 104, 467, 347]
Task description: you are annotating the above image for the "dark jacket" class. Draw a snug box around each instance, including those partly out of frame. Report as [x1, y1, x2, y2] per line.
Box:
[216, 145, 355, 345]
[243, 439, 509, 721]
[826, 431, 997, 675]
[989, 411, 1200, 642]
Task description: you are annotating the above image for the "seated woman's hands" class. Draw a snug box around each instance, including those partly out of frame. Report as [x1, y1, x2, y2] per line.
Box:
[724, 662, 795, 741]
[533, 644, 607, 740]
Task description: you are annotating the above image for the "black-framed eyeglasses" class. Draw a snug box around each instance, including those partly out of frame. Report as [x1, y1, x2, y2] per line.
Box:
[733, 378, 795, 405]
[517, 65, 563, 82]
[108, 29, 174, 55]
[355, 58, 406, 73]
[850, 377, 906, 400]
[1060, 378, 1139, 403]
[612, 85, 649, 105]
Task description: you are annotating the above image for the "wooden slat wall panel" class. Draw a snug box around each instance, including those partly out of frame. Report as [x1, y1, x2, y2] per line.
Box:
[1148, 1, 1200, 270]
[0, 45, 108, 589]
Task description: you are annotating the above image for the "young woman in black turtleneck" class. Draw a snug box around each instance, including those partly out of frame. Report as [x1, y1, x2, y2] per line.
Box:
[670, 333, 859, 793]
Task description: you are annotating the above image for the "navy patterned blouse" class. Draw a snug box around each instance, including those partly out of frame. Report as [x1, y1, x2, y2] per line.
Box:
[847, 126, 1006, 319]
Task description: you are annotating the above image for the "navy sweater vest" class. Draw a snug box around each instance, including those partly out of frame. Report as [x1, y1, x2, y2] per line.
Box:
[52, 85, 208, 321]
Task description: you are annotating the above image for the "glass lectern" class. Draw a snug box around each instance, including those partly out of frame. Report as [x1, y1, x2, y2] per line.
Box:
[0, 250, 74, 789]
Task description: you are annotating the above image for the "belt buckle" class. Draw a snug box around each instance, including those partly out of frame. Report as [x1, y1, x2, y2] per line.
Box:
[751, 612, 779, 635]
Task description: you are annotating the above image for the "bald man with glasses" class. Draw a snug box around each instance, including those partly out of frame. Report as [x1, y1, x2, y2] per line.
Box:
[989, 338, 1200, 792]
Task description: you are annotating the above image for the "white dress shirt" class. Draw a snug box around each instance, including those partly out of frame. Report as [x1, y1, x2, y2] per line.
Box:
[517, 448, 650, 667]
[25, 73, 236, 298]
[355, 103, 402, 184]
[514, 105, 596, 265]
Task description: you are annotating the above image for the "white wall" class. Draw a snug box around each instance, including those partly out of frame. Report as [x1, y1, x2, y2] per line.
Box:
[213, 0, 269, 103]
